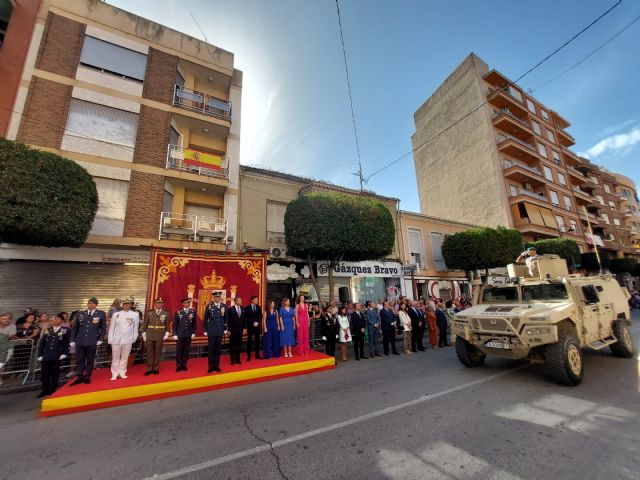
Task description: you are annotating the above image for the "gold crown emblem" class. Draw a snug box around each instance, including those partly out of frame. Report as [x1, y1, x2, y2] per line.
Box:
[200, 269, 226, 290]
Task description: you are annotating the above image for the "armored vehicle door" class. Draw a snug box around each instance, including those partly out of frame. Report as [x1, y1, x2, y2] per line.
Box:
[579, 284, 611, 342]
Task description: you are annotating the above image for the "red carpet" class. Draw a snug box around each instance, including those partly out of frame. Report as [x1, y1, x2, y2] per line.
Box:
[40, 351, 335, 417]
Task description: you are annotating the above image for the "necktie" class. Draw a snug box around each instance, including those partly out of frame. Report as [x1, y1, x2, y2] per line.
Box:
[237, 306, 240, 316]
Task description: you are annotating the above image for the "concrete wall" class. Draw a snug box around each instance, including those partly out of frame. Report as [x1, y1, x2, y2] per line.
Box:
[413, 53, 510, 227]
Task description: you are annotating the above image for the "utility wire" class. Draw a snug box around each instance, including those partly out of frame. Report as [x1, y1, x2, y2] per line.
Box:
[532, 12, 640, 93]
[335, 0, 364, 191]
[364, 0, 624, 182]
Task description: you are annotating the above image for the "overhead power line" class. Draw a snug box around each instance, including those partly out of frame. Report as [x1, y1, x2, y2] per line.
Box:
[364, 0, 624, 183]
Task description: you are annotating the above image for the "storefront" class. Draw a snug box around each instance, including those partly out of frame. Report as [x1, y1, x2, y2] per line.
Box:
[316, 260, 403, 303]
[402, 275, 470, 302]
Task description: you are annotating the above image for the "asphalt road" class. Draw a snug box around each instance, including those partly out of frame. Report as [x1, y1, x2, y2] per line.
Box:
[1, 313, 639, 480]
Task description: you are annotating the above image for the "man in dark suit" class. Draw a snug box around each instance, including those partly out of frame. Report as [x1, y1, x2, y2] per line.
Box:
[380, 301, 399, 356]
[435, 302, 450, 347]
[37, 314, 70, 397]
[416, 302, 427, 351]
[407, 302, 422, 352]
[350, 303, 368, 360]
[228, 297, 245, 365]
[203, 292, 227, 373]
[244, 296, 262, 361]
[70, 296, 106, 385]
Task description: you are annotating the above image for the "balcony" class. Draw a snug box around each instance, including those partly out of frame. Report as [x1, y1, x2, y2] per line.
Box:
[567, 166, 587, 183]
[572, 186, 592, 204]
[514, 217, 560, 237]
[509, 188, 548, 207]
[502, 159, 543, 184]
[556, 128, 575, 147]
[580, 210, 600, 226]
[173, 85, 232, 121]
[166, 144, 229, 179]
[267, 231, 286, 244]
[496, 134, 539, 163]
[492, 108, 532, 141]
[487, 87, 529, 118]
[159, 212, 227, 242]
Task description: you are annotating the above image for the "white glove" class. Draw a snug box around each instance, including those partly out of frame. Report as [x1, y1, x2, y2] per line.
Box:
[335, 334, 339, 339]
[224, 330, 229, 335]
[59, 355, 67, 360]
[97, 341, 103, 346]
[37, 356, 43, 361]
[69, 342, 76, 347]
[322, 336, 327, 341]
[191, 334, 195, 338]
[0, 363, 4, 369]
[173, 335, 178, 341]
[163, 332, 169, 341]
[142, 333, 147, 342]
[204, 332, 208, 336]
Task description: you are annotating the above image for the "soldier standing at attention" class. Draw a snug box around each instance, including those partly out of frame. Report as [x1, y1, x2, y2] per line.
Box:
[516, 246, 541, 277]
[203, 292, 228, 373]
[173, 298, 196, 372]
[37, 314, 70, 397]
[70, 296, 106, 385]
[142, 298, 170, 375]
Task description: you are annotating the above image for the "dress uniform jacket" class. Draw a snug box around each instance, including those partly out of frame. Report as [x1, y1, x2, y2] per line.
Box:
[143, 309, 170, 340]
[203, 303, 227, 336]
[38, 326, 70, 360]
[71, 310, 106, 346]
[320, 313, 339, 340]
[174, 308, 196, 338]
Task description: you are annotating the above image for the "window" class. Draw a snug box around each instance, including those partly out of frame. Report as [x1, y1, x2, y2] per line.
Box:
[185, 204, 221, 219]
[80, 36, 148, 82]
[569, 219, 578, 233]
[581, 285, 599, 304]
[543, 166, 553, 181]
[537, 142, 547, 158]
[555, 215, 565, 231]
[482, 287, 518, 303]
[557, 172, 566, 186]
[550, 190, 559, 206]
[563, 195, 572, 211]
[590, 175, 598, 184]
[266, 202, 287, 242]
[614, 218, 621, 226]
[602, 213, 610, 224]
[90, 178, 130, 236]
[526, 98, 536, 114]
[507, 86, 523, 102]
[541, 109, 549, 121]
[532, 121, 542, 135]
[0, 0, 13, 49]
[64, 99, 139, 147]
[522, 284, 568, 302]
[608, 201, 616, 210]
[603, 184, 611, 193]
[596, 194, 604, 205]
[408, 228, 424, 267]
[430, 232, 447, 271]
[552, 150, 561, 164]
[546, 130, 555, 143]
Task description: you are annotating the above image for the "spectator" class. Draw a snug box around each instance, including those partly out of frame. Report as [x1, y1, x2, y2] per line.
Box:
[350, 303, 367, 360]
[59, 312, 70, 328]
[16, 313, 39, 340]
[0, 313, 17, 378]
[445, 300, 457, 345]
[426, 304, 438, 349]
[279, 298, 295, 358]
[435, 302, 449, 347]
[320, 306, 338, 358]
[337, 306, 351, 362]
[37, 313, 50, 335]
[398, 303, 412, 355]
[108, 298, 121, 320]
[380, 301, 399, 356]
[15, 308, 34, 329]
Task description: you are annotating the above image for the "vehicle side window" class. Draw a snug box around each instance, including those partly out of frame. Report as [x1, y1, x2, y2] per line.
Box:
[582, 285, 599, 304]
[595, 285, 604, 293]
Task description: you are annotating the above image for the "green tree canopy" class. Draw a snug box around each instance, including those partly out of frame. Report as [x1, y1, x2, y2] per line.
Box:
[284, 192, 395, 301]
[442, 226, 523, 273]
[529, 238, 580, 267]
[609, 257, 638, 274]
[0, 138, 98, 247]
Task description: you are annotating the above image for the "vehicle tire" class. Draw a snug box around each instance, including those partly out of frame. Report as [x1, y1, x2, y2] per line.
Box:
[610, 320, 634, 358]
[544, 334, 583, 386]
[455, 336, 486, 367]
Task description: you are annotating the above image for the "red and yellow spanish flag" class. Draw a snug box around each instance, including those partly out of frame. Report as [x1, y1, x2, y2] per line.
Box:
[183, 148, 223, 170]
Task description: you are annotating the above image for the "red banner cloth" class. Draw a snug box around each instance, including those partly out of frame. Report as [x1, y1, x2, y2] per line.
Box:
[146, 249, 266, 337]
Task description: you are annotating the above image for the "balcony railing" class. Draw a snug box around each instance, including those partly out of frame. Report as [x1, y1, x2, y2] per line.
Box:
[567, 166, 587, 178]
[509, 188, 547, 202]
[267, 231, 286, 244]
[493, 108, 531, 129]
[159, 212, 227, 242]
[166, 144, 229, 179]
[572, 186, 591, 197]
[173, 85, 232, 121]
[502, 159, 541, 176]
[496, 134, 535, 152]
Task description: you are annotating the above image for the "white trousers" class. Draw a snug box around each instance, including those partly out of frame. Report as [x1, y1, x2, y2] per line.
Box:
[110, 343, 132, 377]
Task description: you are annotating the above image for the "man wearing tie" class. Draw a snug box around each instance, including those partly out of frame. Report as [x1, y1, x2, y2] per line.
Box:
[203, 292, 227, 373]
[70, 296, 106, 385]
[173, 297, 196, 372]
[228, 297, 245, 365]
[245, 296, 262, 362]
[408, 302, 422, 353]
[350, 303, 367, 360]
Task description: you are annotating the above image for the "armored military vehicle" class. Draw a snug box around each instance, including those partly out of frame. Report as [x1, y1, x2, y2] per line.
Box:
[451, 255, 634, 385]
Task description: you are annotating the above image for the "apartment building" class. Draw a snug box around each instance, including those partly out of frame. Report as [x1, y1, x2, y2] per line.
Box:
[412, 53, 635, 261]
[613, 173, 640, 255]
[0, 0, 241, 313]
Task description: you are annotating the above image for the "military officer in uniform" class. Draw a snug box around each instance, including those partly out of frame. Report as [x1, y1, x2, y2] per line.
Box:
[142, 297, 170, 375]
[173, 297, 196, 372]
[203, 292, 228, 373]
[70, 296, 106, 385]
[37, 314, 70, 397]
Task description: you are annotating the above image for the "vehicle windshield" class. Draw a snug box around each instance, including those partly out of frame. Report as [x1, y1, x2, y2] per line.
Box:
[482, 287, 519, 303]
[522, 283, 568, 302]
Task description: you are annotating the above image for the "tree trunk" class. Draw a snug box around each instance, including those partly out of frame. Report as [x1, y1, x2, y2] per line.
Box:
[307, 254, 322, 304]
[328, 259, 336, 304]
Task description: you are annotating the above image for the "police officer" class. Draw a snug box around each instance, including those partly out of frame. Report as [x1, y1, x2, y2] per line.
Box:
[173, 297, 196, 372]
[203, 292, 228, 373]
[142, 297, 170, 375]
[37, 314, 70, 397]
[70, 296, 106, 385]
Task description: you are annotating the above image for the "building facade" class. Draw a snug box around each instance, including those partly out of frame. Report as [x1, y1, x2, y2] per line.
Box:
[613, 173, 640, 255]
[412, 53, 638, 262]
[0, 0, 241, 314]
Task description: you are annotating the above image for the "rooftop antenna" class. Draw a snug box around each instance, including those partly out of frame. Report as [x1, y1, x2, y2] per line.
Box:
[189, 11, 209, 42]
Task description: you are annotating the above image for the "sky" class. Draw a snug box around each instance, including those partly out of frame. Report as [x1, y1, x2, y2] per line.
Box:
[109, 0, 640, 212]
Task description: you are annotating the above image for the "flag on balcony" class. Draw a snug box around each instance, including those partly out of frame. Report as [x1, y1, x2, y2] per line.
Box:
[183, 148, 223, 170]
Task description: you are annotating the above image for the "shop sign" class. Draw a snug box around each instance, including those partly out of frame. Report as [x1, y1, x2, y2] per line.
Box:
[317, 260, 402, 278]
[267, 263, 299, 281]
[101, 253, 149, 264]
[487, 275, 510, 286]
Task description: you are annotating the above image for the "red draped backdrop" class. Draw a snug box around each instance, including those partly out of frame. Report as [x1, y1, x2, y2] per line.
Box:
[146, 249, 266, 337]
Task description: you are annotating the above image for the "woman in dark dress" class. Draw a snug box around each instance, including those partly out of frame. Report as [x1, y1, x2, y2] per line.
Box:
[319, 306, 339, 358]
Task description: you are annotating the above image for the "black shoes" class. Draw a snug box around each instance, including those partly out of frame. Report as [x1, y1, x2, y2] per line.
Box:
[37, 391, 48, 398]
[70, 378, 83, 386]
[214, 367, 222, 372]
[176, 367, 182, 372]
[393, 352, 400, 355]
[83, 378, 91, 384]
[255, 355, 262, 360]
[153, 371, 159, 375]
[208, 368, 214, 374]
[144, 371, 153, 376]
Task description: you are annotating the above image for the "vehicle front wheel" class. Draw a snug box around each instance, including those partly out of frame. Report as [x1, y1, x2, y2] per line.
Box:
[455, 336, 486, 367]
[610, 319, 634, 358]
[544, 334, 583, 386]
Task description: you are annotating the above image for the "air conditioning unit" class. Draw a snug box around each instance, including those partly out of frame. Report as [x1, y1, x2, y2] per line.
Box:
[270, 246, 287, 259]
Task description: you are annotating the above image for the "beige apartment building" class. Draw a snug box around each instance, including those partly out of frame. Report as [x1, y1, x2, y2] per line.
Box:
[0, 0, 241, 313]
[614, 173, 640, 252]
[413, 53, 639, 262]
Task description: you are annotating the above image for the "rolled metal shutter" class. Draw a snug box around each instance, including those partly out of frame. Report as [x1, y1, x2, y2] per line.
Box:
[0, 261, 148, 318]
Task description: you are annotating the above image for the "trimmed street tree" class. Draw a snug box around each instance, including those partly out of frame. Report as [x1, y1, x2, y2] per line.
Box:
[442, 226, 523, 277]
[529, 238, 580, 269]
[284, 192, 395, 302]
[0, 138, 98, 247]
[609, 257, 638, 275]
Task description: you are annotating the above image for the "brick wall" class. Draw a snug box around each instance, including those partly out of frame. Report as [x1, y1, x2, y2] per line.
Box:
[16, 77, 71, 148]
[132, 105, 171, 168]
[142, 48, 178, 104]
[36, 12, 85, 78]
[123, 171, 164, 238]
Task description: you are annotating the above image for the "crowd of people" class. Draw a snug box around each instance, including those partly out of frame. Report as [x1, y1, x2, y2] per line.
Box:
[0, 292, 473, 398]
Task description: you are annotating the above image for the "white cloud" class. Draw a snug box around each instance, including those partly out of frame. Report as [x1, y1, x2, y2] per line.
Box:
[579, 126, 640, 159]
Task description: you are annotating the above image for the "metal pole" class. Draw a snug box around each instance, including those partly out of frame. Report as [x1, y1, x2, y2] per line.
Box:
[582, 206, 603, 273]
